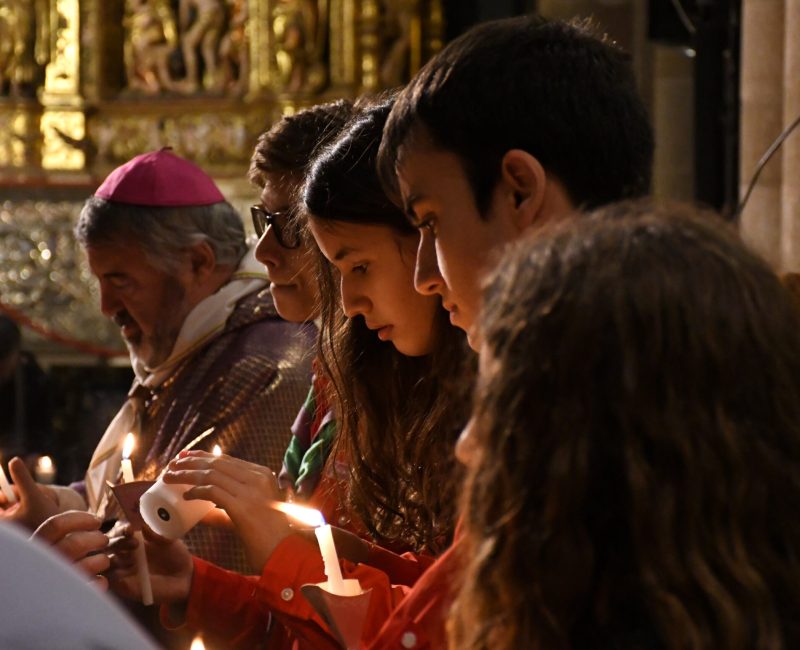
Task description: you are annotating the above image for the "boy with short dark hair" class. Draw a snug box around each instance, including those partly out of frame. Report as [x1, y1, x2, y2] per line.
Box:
[378, 15, 654, 347]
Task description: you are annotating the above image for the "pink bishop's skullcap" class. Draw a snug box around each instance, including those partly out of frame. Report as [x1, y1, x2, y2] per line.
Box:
[94, 148, 225, 207]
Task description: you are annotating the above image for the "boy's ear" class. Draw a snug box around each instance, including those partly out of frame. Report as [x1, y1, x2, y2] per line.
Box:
[500, 150, 547, 232]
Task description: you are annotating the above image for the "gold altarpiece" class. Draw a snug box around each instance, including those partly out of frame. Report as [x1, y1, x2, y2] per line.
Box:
[0, 0, 443, 356]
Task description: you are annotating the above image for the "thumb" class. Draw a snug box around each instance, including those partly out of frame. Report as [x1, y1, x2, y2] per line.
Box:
[8, 457, 39, 503]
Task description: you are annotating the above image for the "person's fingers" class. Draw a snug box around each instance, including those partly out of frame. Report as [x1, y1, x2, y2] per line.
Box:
[199, 506, 234, 529]
[92, 574, 109, 592]
[107, 534, 138, 553]
[181, 484, 241, 512]
[108, 551, 137, 571]
[75, 552, 111, 577]
[8, 457, 38, 503]
[170, 452, 275, 482]
[141, 524, 173, 546]
[54, 530, 109, 562]
[107, 572, 140, 600]
[163, 467, 244, 500]
[33, 510, 102, 545]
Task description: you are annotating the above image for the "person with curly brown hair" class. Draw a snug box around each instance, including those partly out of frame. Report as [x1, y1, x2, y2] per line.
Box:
[452, 202, 800, 650]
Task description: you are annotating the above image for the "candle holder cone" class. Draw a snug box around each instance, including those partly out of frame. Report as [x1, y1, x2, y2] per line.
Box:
[108, 480, 155, 530]
[300, 584, 373, 650]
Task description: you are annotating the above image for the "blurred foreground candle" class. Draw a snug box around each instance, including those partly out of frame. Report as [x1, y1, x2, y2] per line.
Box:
[190, 635, 206, 650]
[273, 502, 362, 596]
[121, 433, 154, 606]
[35, 455, 56, 484]
[140, 444, 223, 540]
[0, 458, 16, 504]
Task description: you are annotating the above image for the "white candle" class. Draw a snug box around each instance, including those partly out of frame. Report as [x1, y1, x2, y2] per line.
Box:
[139, 444, 223, 540]
[121, 433, 153, 606]
[0, 461, 16, 504]
[315, 524, 346, 595]
[271, 502, 362, 596]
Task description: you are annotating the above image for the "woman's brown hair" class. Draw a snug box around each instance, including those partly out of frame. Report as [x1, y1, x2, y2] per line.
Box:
[304, 96, 473, 553]
[451, 202, 800, 649]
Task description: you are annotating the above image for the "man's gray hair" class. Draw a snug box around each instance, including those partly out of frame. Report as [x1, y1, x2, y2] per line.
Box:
[75, 197, 248, 273]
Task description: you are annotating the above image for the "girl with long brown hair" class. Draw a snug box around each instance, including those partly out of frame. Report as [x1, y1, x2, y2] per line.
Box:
[305, 95, 471, 555]
[451, 202, 800, 649]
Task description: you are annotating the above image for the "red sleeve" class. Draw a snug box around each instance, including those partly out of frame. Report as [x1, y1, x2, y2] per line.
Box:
[177, 557, 270, 648]
[363, 542, 462, 649]
[175, 536, 446, 650]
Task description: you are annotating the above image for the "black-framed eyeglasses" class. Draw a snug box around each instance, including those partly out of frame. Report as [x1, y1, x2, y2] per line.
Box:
[250, 205, 303, 249]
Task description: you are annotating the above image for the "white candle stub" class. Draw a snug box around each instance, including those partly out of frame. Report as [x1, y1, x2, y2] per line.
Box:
[140, 444, 223, 540]
[0, 461, 17, 504]
[120, 433, 153, 606]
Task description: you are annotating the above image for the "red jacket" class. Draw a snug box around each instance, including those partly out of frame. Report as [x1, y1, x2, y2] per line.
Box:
[180, 535, 461, 649]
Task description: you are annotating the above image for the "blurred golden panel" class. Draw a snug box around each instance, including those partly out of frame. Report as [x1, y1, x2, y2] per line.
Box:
[41, 111, 85, 170]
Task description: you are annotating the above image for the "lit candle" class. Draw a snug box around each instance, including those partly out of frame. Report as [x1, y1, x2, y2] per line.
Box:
[34, 455, 56, 484]
[120, 433, 136, 483]
[190, 635, 206, 650]
[0, 459, 16, 505]
[272, 502, 361, 596]
[121, 433, 154, 606]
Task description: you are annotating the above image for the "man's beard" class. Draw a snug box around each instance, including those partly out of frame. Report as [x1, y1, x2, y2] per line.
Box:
[127, 278, 188, 370]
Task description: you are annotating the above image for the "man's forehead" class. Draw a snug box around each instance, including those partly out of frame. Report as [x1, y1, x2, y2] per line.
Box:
[85, 240, 148, 272]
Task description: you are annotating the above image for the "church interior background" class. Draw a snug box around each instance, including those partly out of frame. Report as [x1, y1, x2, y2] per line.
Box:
[0, 0, 795, 483]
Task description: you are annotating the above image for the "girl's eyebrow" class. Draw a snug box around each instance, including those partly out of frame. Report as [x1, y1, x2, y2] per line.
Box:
[333, 245, 360, 261]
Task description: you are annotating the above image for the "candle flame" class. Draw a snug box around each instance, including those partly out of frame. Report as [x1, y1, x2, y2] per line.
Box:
[189, 636, 206, 650]
[122, 433, 135, 460]
[272, 501, 325, 527]
[212, 444, 222, 457]
[37, 456, 54, 471]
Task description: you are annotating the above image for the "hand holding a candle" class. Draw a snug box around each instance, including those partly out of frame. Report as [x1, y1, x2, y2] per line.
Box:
[107, 524, 194, 605]
[0, 457, 61, 530]
[32, 510, 111, 590]
[164, 450, 291, 572]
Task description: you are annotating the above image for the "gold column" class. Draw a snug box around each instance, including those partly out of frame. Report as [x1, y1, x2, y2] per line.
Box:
[739, 0, 785, 268]
[248, 0, 274, 97]
[40, 0, 85, 171]
[425, 0, 443, 58]
[329, 0, 358, 88]
[359, 0, 382, 91]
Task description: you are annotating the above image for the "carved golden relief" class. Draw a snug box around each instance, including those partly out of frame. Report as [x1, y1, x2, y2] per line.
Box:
[358, 0, 442, 92]
[0, 0, 444, 174]
[0, 0, 52, 98]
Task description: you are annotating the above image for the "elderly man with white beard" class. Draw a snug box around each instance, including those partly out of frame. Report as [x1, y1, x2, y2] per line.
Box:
[1, 148, 315, 576]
